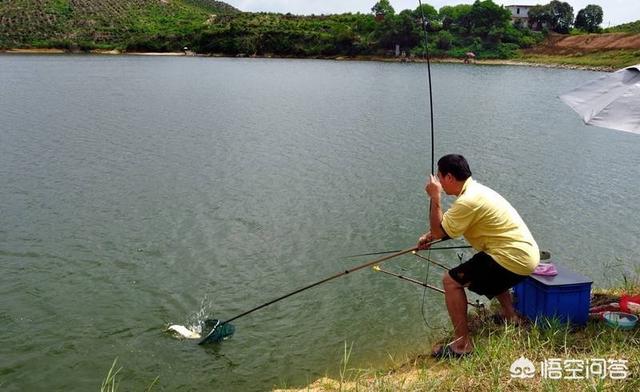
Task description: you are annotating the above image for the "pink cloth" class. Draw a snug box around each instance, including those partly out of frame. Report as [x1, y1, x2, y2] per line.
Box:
[533, 263, 558, 276]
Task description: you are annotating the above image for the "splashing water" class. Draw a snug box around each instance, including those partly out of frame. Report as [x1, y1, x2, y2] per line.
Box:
[167, 296, 216, 339]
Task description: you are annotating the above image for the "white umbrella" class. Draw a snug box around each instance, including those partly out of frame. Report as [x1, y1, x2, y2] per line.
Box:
[559, 64, 640, 134]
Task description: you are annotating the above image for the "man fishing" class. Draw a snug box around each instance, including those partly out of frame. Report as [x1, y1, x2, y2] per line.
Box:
[417, 154, 539, 358]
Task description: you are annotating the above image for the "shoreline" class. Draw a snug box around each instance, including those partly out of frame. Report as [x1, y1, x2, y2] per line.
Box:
[276, 286, 640, 392]
[0, 48, 615, 72]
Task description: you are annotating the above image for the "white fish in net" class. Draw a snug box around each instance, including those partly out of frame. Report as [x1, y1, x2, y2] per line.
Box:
[167, 324, 201, 339]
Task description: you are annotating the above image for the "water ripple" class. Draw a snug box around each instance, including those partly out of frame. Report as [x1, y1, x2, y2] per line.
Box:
[1, 56, 638, 391]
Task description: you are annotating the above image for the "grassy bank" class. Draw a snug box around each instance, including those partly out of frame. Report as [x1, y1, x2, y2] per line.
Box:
[515, 49, 640, 71]
[277, 278, 640, 392]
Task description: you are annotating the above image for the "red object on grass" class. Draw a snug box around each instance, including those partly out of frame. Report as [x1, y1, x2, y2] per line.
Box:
[620, 295, 640, 314]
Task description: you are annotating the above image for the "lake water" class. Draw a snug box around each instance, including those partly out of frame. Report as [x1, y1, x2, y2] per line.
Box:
[1, 55, 639, 391]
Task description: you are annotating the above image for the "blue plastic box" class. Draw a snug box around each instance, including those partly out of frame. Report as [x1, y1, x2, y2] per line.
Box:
[513, 263, 592, 326]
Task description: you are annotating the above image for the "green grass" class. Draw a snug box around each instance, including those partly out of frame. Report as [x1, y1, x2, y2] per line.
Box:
[515, 49, 640, 70]
[283, 276, 640, 392]
[605, 21, 640, 34]
[299, 317, 639, 391]
[99, 357, 159, 391]
[47, 0, 72, 18]
[100, 358, 122, 392]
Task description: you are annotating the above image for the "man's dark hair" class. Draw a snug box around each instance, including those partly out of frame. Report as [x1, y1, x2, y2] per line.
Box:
[437, 154, 472, 181]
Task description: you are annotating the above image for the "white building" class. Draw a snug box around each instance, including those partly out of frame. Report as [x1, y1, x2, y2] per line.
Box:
[505, 4, 533, 26]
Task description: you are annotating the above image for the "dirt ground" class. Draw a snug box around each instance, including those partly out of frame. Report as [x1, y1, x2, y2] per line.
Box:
[526, 32, 640, 54]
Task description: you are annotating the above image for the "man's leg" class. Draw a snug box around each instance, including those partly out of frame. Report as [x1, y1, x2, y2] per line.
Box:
[495, 290, 521, 323]
[441, 273, 473, 354]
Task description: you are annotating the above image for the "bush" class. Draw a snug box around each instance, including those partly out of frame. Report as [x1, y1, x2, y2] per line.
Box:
[435, 30, 453, 50]
[234, 34, 258, 55]
[518, 35, 537, 48]
[478, 42, 520, 59]
[446, 47, 475, 59]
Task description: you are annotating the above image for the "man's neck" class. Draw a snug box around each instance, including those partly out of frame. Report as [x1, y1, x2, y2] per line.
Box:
[451, 180, 467, 196]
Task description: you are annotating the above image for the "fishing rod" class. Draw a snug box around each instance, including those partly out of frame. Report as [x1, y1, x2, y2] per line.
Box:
[416, 0, 441, 329]
[344, 245, 472, 258]
[417, 0, 435, 174]
[372, 265, 482, 308]
[198, 239, 445, 344]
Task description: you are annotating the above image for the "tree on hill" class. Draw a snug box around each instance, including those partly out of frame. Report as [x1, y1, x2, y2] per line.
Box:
[413, 3, 438, 22]
[575, 4, 603, 33]
[466, 0, 511, 40]
[528, 1, 574, 34]
[550, 1, 574, 33]
[378, 9, 421, 49]
[371, 0, 395, 17]
[439, 4, 473, 31]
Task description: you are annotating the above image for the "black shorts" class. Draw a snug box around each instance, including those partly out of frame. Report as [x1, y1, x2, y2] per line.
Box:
[448, 252, 528, 299]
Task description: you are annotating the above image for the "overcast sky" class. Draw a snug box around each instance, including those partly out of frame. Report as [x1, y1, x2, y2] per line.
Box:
[225, 1, 639, 27]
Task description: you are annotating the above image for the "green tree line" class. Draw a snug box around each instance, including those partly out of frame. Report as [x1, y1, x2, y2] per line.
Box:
[191, 0, 544, 59]
[527, 1, 603, 34]
[0, 0, 621, 58]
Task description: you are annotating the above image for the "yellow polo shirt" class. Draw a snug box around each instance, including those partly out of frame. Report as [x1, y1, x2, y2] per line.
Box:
[441, 177, 539, 275]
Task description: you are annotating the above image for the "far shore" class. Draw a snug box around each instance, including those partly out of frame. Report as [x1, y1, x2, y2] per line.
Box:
[0, 47, 616, 72]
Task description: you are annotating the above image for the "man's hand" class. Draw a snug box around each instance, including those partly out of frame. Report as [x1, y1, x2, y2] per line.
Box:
[417, 232, 434, 250]
[425, 174, 442, 199]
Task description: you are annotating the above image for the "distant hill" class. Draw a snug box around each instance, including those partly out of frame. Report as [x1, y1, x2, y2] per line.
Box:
[605, 20, 640, 34]
[0, 0, 239, 50]
[184, 0, 239, 14]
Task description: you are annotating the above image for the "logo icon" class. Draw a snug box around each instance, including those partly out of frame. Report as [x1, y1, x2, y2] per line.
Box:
[510, 356, 536, 379]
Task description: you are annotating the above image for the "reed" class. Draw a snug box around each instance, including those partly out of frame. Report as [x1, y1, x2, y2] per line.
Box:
[100, 358, 121, 392]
